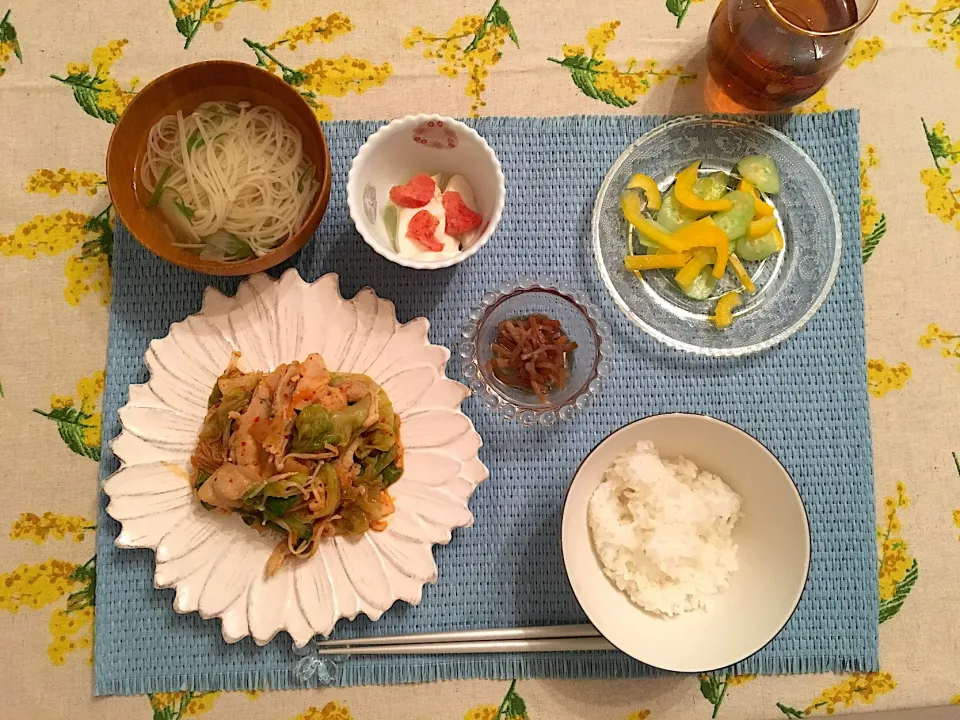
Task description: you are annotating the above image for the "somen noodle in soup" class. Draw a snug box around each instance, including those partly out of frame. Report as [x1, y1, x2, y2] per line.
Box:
[140, 101, 319, 262]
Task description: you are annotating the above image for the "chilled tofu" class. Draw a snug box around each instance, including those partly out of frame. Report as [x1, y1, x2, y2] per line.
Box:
[444, 174, 483, 248]
[395, 196, 461, 261]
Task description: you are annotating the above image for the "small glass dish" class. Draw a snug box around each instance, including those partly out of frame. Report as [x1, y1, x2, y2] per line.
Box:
[592, 115, 842, 356]
[459, 278, 611, 426]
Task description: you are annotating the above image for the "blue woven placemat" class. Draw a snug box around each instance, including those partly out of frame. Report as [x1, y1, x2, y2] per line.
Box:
[94, 112, 878, 696]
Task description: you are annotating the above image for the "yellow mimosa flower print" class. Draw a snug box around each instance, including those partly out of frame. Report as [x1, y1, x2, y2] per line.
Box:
[860, 145, 887, 262]
[53, 39, 138, 124]
[793, 88, 835, 114]
[26, 168, 106, 197]
[150, 691, 222, 716]
[292, 701, 354, 720]
[269, 12, 352, 50]
[48, 605, 93, 666]
[777, 672, 897, 716]
[550, 21, 695, 108]
[844, 37, 885, 68]
[920, 119, 960, 230]
[33, 369, 106, 460]
[1, 167, 113, 306]
[892, 1, 960, 66]
[878, 482, 918, 622]
[918, 322, 960, 369]
[404, 0, 520, 117]
[626, 712, 651, 720]
[1, 512, 97, 668]
[170, 0, 271, 49]
[10, 512, 93, 544]
[465, 707, 499, 720]
[0, 9, 22, 78]
[807, 672, 898, 714]
[244, 15, 392, 121]
[0, 559, 79, 612]
[866, 359, 912, 397]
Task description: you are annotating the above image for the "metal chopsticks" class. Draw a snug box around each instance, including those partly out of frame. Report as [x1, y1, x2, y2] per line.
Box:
[309, 624, 612, 655]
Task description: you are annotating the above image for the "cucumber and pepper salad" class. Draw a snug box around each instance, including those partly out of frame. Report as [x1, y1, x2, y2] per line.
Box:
[620, 155, 783, 329]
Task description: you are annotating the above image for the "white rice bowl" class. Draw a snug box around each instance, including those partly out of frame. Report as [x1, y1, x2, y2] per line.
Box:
[588, 439, 742, 616]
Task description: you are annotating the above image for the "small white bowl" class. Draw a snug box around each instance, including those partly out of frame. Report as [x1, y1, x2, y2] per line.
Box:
[562, 414, 810, 673]
[347, 114, 505, 270]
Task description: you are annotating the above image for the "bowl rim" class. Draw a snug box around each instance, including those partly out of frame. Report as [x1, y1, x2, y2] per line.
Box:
[346, 113, 506, 270]
[561, 412, 812, 673]
[105, 60, 332, 277]
[459, 277, 612, 426]
[591, 114, 843, 356]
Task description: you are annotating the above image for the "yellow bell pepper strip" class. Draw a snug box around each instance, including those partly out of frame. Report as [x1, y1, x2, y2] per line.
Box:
[773, 226, 785, 251]
[671, 216, 729, 278]
[626, 173, 662, 211]
[736, 178, 775, 218]
[673, 216, 727, 250]
[620, 189, 686, 253]
[710, 231, 730, 279]
[674, 161, 733, 213]
[728, 253, 756, 294]
[747, 216, 778, 239]
[711, 291, 741, 328]
[674, 248, 717, 290]
[624, 252, 692, 271]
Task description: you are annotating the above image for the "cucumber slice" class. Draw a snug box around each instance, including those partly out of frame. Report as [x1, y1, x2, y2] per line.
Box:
[629, 218, 669, 249]
[736, 232, 780, 262]
[657, 174, 732, 230]
[692, 172, 730, 201]
[737, 155, 781, 194]
[711, 190, 754, 239]
[679, 267, 717, 301]
[657, 187, 704, 231]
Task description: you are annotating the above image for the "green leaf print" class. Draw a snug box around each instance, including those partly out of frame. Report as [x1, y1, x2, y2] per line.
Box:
[700, 674, 729, 718]
[243, 38, 309, 86]
[82, 204, 114, 267]
[464, 0, 519, 53]
[666, 0, 694, 27]
[151, 690, 193, 720]
[862, 213, 886, 264]
[169, 0, 214, 49]
[776, 703, 805, 718]
[922, 117, 960, 173]
[33, 405, 101, 460]
[547, 55, 635, 108]
[169, 0, 268, 50]
[49, 70, 120, 124]
[495, 680, 529, 720]
[0, 381, 4, 397]
[879, 557, 918, 623]
[66, 556, 96, 612]
[0, 9, 22, 76]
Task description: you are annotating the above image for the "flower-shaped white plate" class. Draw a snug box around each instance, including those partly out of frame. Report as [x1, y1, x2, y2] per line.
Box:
[103, 269, 487, 646]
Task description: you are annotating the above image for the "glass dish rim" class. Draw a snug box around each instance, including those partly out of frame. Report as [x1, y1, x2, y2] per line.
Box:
[459, 277, 612, 426]
[590, 114, 843, 358]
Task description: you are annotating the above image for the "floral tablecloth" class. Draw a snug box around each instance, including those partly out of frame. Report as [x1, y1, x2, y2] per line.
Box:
[1, 1, 959, 718]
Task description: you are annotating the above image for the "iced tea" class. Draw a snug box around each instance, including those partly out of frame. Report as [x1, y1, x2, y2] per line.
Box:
[706, 0, 874, 112]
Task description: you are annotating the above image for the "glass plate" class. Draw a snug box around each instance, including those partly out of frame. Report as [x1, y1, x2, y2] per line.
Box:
[592, 115, 842, 356]
[459, 278, 612, 426]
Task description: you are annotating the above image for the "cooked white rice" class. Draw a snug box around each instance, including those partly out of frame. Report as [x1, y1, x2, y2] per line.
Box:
[588, 440, 742, 616]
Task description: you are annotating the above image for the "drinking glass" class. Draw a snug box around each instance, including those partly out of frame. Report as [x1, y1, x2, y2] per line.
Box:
[705, 0, 879, 112]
